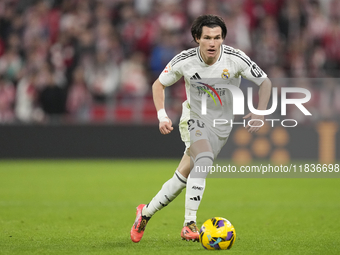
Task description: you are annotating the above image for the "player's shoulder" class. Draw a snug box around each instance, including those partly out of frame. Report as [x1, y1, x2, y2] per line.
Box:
[170, 47, 198, 67]
[222, 45, 252, 67]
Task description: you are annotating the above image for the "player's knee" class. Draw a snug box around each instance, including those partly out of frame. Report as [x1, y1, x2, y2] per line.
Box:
[193, 151, 214, 178]
[194, 151, 214, 167]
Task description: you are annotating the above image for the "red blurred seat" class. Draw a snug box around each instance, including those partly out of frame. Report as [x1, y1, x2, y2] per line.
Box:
[114, 105, 134, 122]
[90, 105, 107, 122]
[141, 101, 157, 123]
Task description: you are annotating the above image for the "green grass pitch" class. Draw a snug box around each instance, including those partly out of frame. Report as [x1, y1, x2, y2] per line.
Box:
[0, 159, 339, 254]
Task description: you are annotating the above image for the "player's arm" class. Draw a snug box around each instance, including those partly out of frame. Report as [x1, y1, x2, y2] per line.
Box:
[152, 78, 173, 135]
[234, 48, 271, 133]
[244, 78, 272, 133]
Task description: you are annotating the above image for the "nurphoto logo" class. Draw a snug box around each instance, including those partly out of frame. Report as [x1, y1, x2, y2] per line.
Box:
[199, 84, 311, 128]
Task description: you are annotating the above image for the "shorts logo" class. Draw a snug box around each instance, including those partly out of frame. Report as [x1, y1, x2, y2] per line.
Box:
[195, 130, 202, 137]
[221, 68, 230, 79]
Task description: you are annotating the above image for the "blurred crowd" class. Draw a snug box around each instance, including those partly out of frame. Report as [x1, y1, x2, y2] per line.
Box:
[0, 0, 339, 124]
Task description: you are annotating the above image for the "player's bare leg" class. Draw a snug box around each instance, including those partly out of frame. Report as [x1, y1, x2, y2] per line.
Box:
[130, 153, 191, 242]
[181, 139, 214, 242]
[177, 149, 192, 178]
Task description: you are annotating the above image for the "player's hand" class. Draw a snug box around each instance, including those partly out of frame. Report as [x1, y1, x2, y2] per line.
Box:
[159, 118, 173, 135]
[243, 113, 264, 133]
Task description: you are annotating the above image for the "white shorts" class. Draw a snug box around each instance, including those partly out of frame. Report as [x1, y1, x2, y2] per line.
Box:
[179, 101, 231, 159]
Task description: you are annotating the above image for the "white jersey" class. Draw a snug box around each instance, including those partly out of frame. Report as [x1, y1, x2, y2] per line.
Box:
[159, 44, 267, 138]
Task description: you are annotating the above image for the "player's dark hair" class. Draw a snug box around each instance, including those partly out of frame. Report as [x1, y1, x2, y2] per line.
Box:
[191, 14, 227, 43]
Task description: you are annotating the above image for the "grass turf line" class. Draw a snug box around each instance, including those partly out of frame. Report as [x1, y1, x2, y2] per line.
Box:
[0, 159, 339, 254]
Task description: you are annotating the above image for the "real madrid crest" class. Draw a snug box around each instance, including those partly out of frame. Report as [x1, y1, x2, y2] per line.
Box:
[221, 69, 230, 79]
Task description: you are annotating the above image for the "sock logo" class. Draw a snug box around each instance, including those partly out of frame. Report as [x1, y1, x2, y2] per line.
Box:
[192, 186, 203, 190]
[190, 196, 201, 201]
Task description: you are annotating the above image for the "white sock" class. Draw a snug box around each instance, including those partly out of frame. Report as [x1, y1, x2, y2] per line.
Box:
[142, 169, 187, 218]
[184, 151, 214, 225]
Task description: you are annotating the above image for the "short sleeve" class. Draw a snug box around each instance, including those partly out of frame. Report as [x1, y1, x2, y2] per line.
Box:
[159, 55, 183, 87]
[236, 50, 267, 86]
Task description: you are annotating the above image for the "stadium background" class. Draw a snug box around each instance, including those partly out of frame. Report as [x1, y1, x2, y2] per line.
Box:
[0, 0, 339, 161]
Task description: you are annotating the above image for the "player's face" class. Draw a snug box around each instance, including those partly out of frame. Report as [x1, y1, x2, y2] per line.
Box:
[196, 26, 223, 65]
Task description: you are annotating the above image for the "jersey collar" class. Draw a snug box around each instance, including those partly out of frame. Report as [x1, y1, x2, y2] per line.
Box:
[196, 45, 223, 66]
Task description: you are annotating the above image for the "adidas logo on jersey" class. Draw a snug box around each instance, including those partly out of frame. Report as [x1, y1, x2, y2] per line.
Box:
[190, 196, 201, 201]
[190, 73, 201, 80]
